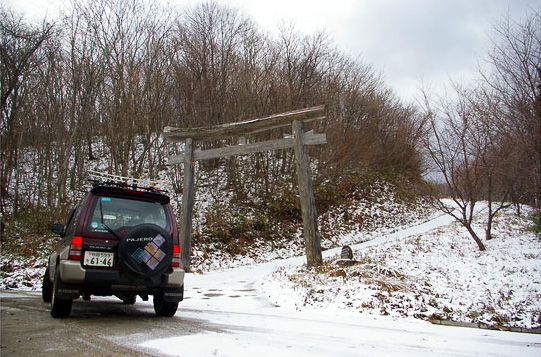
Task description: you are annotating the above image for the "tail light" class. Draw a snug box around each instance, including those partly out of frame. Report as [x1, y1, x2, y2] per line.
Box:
[172, 244, 181, 267]
[69, 236, 83, 260]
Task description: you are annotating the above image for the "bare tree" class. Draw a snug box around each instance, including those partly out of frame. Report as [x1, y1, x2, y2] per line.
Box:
[0, 0, 429, 241]
[73, 0, 176, 177]
[0, 9, 54, 112]
[172, 2, 255, 129]
[481, 10, 541, 207]
[468, 87, 519, 239]
[0, 8, 54, 216]
[422, 10, 540, 250]
[423, 87, 486, 251]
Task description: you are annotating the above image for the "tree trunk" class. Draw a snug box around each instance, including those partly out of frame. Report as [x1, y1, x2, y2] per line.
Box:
[466, 224, 486, 251]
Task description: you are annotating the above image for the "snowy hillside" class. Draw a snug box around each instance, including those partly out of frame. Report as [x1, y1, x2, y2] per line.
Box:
[261, 203, 541, 330]
[1, 196, 540, 331]
[138, 203, 540, 357]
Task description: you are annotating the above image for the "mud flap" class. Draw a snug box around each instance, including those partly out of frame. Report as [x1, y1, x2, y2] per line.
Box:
[163, 285, 184, 302]
[55, 279, 81, 300]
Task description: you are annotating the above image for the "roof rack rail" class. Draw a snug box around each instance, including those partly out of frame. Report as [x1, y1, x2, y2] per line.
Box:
[88, 170, 170, 193]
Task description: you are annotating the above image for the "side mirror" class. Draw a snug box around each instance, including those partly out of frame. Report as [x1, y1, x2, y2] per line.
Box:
[51, 224, 64, 236]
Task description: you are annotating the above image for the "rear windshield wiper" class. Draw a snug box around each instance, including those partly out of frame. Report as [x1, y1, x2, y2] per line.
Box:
[99, 199, 121, 240]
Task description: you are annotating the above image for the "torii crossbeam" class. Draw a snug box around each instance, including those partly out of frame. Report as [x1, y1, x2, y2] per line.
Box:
[163, 105, 327, 270]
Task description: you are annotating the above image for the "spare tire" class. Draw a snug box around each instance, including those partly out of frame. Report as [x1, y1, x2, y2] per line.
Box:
[118, 224, 173, 279]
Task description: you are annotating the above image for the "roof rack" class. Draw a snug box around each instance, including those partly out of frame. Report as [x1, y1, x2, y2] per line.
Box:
[88, 170, 170, 193]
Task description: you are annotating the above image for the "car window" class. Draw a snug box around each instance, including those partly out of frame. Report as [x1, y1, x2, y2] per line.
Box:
[64, 204, 82, 238]
[88, 196, 170, 233]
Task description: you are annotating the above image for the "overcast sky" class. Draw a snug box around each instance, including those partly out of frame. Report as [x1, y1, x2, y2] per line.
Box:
[5, 0, 540, 103]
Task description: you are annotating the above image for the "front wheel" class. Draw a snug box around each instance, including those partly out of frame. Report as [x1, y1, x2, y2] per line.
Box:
[51, 269, 73, 318]
[153, 290, 178, 317]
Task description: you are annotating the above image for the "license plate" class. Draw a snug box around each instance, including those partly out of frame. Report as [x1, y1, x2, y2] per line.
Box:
[84, 251, 114, 267]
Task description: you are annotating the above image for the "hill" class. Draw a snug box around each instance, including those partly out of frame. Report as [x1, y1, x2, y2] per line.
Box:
[261, 202, 541, 330]
[1, 193, 539, 330]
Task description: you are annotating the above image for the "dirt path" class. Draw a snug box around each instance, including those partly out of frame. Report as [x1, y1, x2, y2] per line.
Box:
[0, 290, 203, 356]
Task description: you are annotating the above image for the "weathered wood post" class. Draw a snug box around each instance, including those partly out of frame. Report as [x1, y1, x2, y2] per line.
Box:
[292, 120, 323, 267]
[163, 106, 327, 270]
[179, 138, 195, 271]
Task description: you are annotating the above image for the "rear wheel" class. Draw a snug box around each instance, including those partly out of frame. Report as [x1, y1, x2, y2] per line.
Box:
[41, 267, 52, 303]
[51, 269, 73, 318]
[153, 290, 178, 317]
[122, 295, 137, 305]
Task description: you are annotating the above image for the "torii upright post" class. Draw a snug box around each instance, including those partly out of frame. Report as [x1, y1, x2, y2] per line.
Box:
[164, 105, 327, 270]
[179, 138, 195, 271]
[292, 120, 323, 267]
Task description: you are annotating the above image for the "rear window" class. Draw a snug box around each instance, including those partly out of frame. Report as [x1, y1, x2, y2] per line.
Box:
[87, 196, 170, 233]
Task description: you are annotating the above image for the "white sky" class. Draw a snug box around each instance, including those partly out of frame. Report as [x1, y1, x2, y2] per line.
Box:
[4, 0, 540, 103]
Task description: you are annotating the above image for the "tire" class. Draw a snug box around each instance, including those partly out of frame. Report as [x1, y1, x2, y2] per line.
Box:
[118, 224, 173, 279]
[51, 269, 73, 318]
[153, 290, 179, 317]
[122, 295, 137, 305]
[42, 267, 52, 303]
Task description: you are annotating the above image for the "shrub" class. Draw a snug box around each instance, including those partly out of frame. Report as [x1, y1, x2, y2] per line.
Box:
[531, 211, 541, 233]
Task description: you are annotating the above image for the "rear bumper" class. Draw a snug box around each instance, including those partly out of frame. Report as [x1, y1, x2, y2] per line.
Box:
[59, 260, 85, 283]
[58, 260, 185, 288]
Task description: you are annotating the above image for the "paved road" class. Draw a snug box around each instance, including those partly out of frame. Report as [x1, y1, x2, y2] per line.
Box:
[0, 290, 204, 356]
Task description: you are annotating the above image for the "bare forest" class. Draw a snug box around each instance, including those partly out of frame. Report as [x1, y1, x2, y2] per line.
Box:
[1, 0, 540, 247]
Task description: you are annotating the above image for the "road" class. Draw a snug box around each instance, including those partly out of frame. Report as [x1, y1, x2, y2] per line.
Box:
[0, 290, 195, 356]
[3, 271, 539, 357]
[2, 210, 541, 356]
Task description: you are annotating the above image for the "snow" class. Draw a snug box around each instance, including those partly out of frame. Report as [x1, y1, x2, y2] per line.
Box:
[260, 205, 541, 330]
[3, 112, 540, 354]
[2, 201, 541, 355]
[141, 314, 538, 357]
[136, 203, 541, 356]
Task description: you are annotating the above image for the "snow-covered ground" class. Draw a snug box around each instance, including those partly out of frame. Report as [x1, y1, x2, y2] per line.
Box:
[2, 201, 540, 356]
[262, 204, 541, 330]
[131, 203, 541, 356]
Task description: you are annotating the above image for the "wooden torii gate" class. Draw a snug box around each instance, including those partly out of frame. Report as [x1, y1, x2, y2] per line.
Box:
[163, 105, 327, 270]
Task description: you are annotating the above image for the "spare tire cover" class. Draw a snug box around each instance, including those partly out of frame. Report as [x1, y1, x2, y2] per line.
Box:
[118, 224, 173, 278]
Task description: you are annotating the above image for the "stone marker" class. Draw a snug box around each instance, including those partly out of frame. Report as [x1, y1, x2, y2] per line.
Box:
[341, 245, 354, 260]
